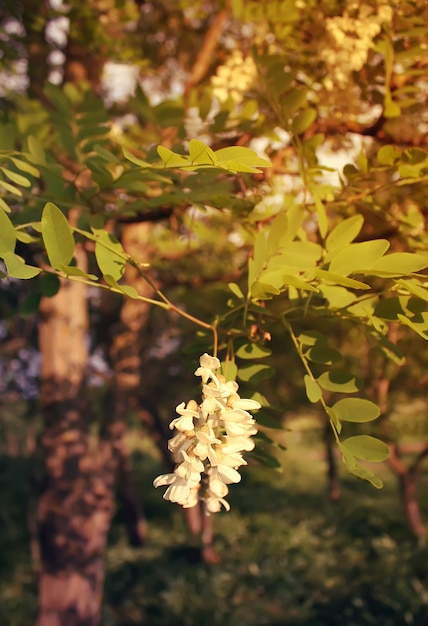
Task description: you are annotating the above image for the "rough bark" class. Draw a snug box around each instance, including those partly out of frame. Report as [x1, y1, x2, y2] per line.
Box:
[36, 245, 114, 626]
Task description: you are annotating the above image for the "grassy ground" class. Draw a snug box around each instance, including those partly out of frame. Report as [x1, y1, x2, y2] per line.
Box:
[1, 426, 428, 626]
[103, 428, 428, 626]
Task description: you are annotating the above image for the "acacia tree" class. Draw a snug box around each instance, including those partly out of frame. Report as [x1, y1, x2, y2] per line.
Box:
[1, 0, 428, 624]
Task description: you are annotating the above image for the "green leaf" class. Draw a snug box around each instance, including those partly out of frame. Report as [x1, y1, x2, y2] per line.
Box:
[0, 196, 11, 213]
[291, 107, 317, 134]
[9, 157, 39, 177]
[122, 147, 151, 168]
[377, 145, 401, 165]
[1, 167, 31, 187]
[282, 274, 319, 293]
[58, 265, 99, 281]
[39, 273, 61, 297]
[281, 87, 308, 120]
[341, 435, 389, 462]
[317, 371, 361, 393]
[0, 207, 17, 254]
[221, 360, 238, 382]
[329, 240, 390, 276]
[189, 139, 217, 166]
[332, 398, 380, 423]
[94, 230, 126, 281]
[313, 269, 370, 290]
[15, 231, 39, 244]
[228, 282, 245, 299]
[338, 440, 356, 470]
[397, 279, 428, 302]
[214, 146, 271, 173]
[41, 203, 75, 269]
[305, 345, 342, 365]
[384, 97, 401, 118]
[0, 179, 22, 196]
[349, 464, 383, 489]
[237, 363, 275, 383]
[319, 285, 356, 309]
[397, 313, 428, 339]
[298, 330, 325, 346]
[236, 343, 272, 359]
[103, 275, 140, 298]
[369, 253, 428, 276]
[157, 145, 190, 168]
[327, 407, 342, 434]
[326, 215, 364, 252]
[2, 251, 40, 279]
[279, 241, 322, 269]
[304, 375, 322, 403]
[253, 447, 282, 469]
[27, 135, 46, 164]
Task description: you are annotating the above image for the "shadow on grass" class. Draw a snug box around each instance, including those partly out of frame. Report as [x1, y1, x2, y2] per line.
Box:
[103, 449, 428, 626]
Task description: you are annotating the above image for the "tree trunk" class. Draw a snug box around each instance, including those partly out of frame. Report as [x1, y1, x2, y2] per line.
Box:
[399, 471, 426, 540]
[387, 443, 426, 541]
[36, 245, 113, 626]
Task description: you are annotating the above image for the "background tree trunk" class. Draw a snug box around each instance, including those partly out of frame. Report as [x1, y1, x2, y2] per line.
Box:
[36, 245, 114, 626]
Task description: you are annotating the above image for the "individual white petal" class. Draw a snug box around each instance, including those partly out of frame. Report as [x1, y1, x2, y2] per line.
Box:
[222, 435, 256, 452]
[163, 479, 191, 504]
[153, 473, 176, 488]
[213, 465, 242, 484]
[199, 353, 221, 370]
[205, 493, 230, 513]
[208, 475, 229, 498]
[231, 398, 261, 411]
[168, 432, 192, 461]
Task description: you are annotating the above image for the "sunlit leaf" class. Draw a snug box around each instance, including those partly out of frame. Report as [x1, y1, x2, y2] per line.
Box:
[9, 157, 39, 177]
[377, 145, 401, 165]
[221, 359, 238, 381]
[341, 435, 389, 462]
[326, 215, 364, 252]
[93, 230, 126, 281]
[1, 167, 31, 187]
[0, 207, 17, 255]
[304, 375, 322, 403]
[368, 253, 428, 276]
[317, 371, 361, 393]
[103, 275, 140, 298]
[189, 139, 217, 166]
[329, 240, 390, 276]
[41, 202, 75, 269]
[236, 343, 272, 359]
[305, 344, 342, 365]
[2, 251, 40, 279]
[349, 464, 383, 489]
[238, 363, 275, 383]
[291, 107, 317, 134]
[332, 398, 380, 423]
[0, 179, 22, 196]
[157, 145, 190, 167]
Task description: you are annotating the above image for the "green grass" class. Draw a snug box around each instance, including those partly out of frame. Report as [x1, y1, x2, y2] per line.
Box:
[1, 427, 428, 626]
[103, 431, 428, 626]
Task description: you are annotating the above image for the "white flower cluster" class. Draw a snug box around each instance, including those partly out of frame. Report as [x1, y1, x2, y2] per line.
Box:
[211, 50, 257, 104]
[321, 3, 393, 89]
[153, 354, 261, 513]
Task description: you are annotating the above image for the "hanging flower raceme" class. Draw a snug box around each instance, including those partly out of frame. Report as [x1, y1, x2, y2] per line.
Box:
[153, 353, 261, 513]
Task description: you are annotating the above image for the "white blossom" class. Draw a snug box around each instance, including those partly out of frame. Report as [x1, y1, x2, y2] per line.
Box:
[153, 353, 262, 514]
